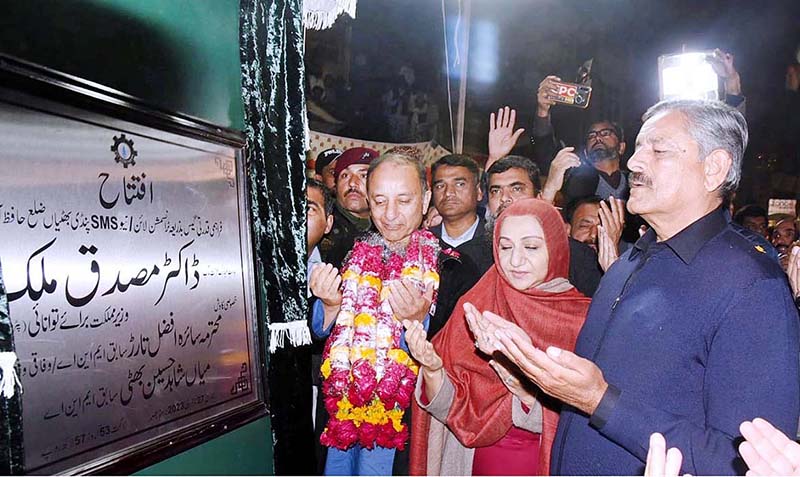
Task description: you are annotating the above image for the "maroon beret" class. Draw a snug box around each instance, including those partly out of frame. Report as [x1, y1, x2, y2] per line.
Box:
[333, 147, 379, 178]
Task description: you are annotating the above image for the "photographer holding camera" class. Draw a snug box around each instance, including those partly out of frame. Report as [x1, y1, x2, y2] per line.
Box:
[533, 49, 744, 207]
[533, 74, 629, 205]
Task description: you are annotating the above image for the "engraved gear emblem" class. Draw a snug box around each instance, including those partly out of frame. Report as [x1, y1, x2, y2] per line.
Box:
[111, 134, 137, 168]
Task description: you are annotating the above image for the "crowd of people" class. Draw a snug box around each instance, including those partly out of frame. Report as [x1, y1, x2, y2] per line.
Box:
[307, 64, 439, 143]
[303, 60, 800, 476]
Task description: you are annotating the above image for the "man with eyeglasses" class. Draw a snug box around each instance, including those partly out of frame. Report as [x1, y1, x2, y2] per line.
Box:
[532, 75, 629, 203]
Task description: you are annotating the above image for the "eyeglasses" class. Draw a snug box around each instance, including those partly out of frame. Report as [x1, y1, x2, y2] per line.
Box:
[586, 128, 617, 141]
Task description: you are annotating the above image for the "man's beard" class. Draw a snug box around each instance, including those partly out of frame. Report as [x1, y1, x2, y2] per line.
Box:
[486, 212, 498, 235]
[488, 203, 510, 230]
[587, 145, 618, 164]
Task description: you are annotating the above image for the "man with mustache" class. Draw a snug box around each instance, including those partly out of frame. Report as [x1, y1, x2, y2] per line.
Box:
[486, 155, 541, 220]
[483, 99, 800, 475]
[564, 196, 602, 252]
[429, 154, 492, 274]
[318, 146, 379, 268]
[772, 217, 798, 270]
[557, 194, 627, 296]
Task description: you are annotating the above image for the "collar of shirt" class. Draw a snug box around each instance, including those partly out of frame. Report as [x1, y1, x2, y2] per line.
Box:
[631, 207, 728, 265]
[441, 215, 480, 248]
[307, 246, 322, 298]
[597, 169, 623, 189]
[335, 202, 372, 231]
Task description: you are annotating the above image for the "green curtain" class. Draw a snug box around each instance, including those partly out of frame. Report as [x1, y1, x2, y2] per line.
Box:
[241, 0, 308, 343]
[240, 0, 315, 473]
[0, 259, 23, 474]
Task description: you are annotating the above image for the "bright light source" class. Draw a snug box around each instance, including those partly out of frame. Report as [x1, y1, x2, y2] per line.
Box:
[658, 52, 719, 101]
[470, 20, 498, 84]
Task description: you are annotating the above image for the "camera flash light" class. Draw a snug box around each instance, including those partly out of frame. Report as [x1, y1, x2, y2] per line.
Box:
[658, 51, 719, 101]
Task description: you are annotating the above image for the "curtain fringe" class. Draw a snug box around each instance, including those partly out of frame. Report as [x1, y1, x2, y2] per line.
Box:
[0, 352, 20, 398]
[268, 322, 312, 353]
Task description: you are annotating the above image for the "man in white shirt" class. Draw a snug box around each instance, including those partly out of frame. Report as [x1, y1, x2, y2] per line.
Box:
[429, 154, 492, 274]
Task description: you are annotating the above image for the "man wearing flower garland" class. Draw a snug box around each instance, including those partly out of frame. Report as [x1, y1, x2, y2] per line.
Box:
[310, 152, 481, 475]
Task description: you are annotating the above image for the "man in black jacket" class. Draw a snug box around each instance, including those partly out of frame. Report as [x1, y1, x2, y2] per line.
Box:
[318, 147, 379, 268]
[429, 154, 492, 275]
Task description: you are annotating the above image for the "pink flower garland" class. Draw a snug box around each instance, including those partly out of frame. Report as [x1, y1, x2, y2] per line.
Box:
[320, 229, 441, 451]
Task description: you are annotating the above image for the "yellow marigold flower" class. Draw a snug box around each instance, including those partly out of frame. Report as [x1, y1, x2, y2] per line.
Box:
[354, 313, 376, 327]
[359, 275, 382, 289]
[401, 266, 422, 280]
[387, 409, 405, 432]
[320, 358, 332, 379]
[373, 399, 391, 424]
[388, 348, 413, 366]
[337, 396, 353, 411]
[364, 401, 386, 425]
[348, 406, 367, 425]
[349, 347, 377, 363]
[342, 269, 360, 281]
[423, 270, 440, 287]
[336, 397, 356, 421]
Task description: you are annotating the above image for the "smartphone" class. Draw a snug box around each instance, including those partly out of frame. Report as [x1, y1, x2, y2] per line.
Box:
[547, 81, 592, 109]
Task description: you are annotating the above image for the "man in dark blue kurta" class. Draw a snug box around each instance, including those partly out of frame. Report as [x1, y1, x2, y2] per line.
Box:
[489, 99, 800, 475]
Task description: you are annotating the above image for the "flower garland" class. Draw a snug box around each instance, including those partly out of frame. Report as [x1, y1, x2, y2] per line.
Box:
[320, 229, 441, 451]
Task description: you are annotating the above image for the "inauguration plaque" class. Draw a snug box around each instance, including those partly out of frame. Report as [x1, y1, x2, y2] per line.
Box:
[0, 56, 265, 474]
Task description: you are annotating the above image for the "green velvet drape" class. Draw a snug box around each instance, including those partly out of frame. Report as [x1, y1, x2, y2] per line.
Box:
[240, 0, 315, 473]
[0, 260, 23, 474]
[241, 0, 307, 331]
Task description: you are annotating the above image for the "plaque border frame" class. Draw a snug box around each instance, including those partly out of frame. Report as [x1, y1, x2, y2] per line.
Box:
[0, 53, 269, 475]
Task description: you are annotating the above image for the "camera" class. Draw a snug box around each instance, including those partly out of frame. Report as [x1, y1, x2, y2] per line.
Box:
[546, 81, 592, 109]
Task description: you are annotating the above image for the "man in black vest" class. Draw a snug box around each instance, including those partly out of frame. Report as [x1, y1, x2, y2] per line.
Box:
[429, 154, 492, 275]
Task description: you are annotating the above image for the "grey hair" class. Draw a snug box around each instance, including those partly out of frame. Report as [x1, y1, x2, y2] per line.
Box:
[642, 99, 748, 198]
[367, 152, 429, 192]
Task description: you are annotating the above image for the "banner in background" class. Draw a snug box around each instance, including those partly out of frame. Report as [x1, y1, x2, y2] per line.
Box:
[307, 130, 451, 170]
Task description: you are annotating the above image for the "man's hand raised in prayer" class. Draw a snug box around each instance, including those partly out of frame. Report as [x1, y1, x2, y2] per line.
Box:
[388, 279, 434, 323]
[787, 245, 800, 299]
[403, 319, 442, 371]
[309, 263, 342, 330]
[739, 418, 800, 476]
[644, 433, 686, 477]
[482, 310, 608, 415]
[487, 106, 525, 171]
[403, 319, 444, 399]
[541, 147, 581, 203]
[708, 48, 741, 96]
[597, 197, 625, 272]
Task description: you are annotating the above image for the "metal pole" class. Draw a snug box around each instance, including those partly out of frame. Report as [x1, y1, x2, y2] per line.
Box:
[454, 0, 471, 154]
